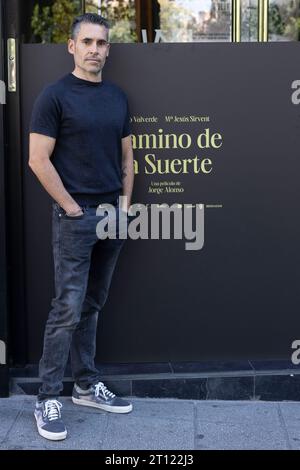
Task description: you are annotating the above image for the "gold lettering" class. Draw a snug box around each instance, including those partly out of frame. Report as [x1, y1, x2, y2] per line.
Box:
[144, 154, 157, 174]
[197, 129, 223, 149]
[201, 158, 213, 173]
[211, 133, 223, 148]
[144, 154, 213, 174]
[133, 159, 139, 174]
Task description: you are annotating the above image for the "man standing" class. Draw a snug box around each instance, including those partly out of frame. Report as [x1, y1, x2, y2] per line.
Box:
[29, 13, 134, 441]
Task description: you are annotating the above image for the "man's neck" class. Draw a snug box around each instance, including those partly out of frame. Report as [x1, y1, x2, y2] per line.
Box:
[72, 68, 102, 83]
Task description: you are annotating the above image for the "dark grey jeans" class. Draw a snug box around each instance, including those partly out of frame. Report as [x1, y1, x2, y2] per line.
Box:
[38, 202, 126, 401]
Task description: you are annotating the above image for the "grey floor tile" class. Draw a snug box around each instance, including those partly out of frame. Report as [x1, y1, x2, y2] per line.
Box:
[0, 396, 297, 451]
[195, 422, 288, 450]
[129, 397, 194, 421]
[278, 402, 300, 450]
[1, 407, 109, 450]
[282, 425, 300, 450]
[196, 400, 281, 426]
[279, 402, 300, 425]
[0, 398, 25, 443]
[102, 415, 194, 450]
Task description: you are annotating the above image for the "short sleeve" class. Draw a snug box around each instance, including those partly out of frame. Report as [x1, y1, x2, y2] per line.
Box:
[122, 98, 132, 138]
[29, 86, 61, 138]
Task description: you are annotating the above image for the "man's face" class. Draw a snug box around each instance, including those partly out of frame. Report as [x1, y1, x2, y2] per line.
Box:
[68, 22, 110, 76]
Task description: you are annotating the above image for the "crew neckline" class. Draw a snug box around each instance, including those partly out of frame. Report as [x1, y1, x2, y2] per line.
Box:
[69, 72, 104, 87]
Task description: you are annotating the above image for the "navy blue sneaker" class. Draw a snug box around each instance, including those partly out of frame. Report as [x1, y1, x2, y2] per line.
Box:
[34, 399, 67, 440]
[72, 381, 133, 414]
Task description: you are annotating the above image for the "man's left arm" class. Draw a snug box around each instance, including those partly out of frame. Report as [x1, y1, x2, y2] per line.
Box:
[121, 134, 134, 211]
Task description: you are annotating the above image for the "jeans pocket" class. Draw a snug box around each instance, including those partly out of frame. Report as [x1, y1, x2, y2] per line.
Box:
[53, 203, 85, 220]
[63, 211, 85, 220]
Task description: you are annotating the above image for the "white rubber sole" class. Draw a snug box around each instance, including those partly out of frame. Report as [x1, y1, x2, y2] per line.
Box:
[72, 396, 133, 414]
[35, 415, 67, 441]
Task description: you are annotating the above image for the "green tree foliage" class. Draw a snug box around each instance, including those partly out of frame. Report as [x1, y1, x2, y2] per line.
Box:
[31, 4, 53, 43]
[85, 0, 137, 43]
[31, 0, 137, 43]
[269, 0, 300, 41]
[31, 0, 83, 43]
[158, 0, 192, 42]
[269, 4, 284, 36]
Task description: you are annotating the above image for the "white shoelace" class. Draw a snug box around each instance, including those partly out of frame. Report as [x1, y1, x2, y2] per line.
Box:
[43, 399, 62, 421]
[94, 382, 115, 400]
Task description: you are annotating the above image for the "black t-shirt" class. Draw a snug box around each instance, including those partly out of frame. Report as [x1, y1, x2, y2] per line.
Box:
[30, 73, 131, 205]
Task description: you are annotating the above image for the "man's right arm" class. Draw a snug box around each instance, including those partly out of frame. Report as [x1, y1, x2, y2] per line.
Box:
[29, 132, 83, 216]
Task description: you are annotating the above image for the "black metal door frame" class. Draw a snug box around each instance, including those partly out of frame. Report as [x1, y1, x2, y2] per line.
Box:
[0, 0, 9, 396]
[3, 0, 27, 371]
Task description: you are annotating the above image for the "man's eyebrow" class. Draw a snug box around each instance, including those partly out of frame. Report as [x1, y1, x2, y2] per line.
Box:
[81, 37, 107, 42]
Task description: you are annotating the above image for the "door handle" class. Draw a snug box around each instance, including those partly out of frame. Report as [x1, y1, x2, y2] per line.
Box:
[7, 38, 16, 92]
[232, 0, 241, 42]
[232, 0, 269, 42]
[258, 0, 269, 42]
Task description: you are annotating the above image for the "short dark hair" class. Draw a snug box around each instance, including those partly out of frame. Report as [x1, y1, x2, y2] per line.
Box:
[71, 13, 110, 40]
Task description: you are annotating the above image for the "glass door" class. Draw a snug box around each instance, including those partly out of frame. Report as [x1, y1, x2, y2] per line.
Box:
[16, 0, 300, 44]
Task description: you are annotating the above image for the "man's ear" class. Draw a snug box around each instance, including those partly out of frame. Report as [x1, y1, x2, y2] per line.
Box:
[106, 43, 110, 58]
[68, 38, 75, 55]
